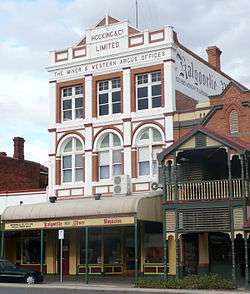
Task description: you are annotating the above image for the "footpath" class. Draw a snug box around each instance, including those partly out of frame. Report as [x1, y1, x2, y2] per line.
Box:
[0, 282, 249, 294]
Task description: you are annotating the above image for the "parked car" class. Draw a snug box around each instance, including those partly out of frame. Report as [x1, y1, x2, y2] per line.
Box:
[0, 259, 43, 284]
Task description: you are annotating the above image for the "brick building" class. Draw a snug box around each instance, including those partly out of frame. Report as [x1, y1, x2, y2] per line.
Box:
[0, 137, 48, 192]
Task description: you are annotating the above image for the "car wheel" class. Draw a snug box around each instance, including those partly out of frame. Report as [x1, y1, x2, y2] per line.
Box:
[26, 275, 35, 284]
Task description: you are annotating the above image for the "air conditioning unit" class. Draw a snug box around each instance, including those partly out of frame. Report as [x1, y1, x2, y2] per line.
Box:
[113, 175, 130, 196]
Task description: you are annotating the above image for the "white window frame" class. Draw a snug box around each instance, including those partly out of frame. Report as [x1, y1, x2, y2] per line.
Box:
[61, 85, 84, 121]
[98, 133, 122, 180]
[229, 110, 239, 135]
[136, 127, 163, 178]
[97, 79, 121, 117]
[136, 71, 162, 111]
[61, 138, 84, 183]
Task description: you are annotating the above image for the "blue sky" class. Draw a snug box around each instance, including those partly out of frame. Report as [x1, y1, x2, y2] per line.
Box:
[0, 0, 250, 165]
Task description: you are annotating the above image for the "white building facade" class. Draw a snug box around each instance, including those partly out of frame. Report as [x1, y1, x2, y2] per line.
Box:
[47, 15, 230, 200]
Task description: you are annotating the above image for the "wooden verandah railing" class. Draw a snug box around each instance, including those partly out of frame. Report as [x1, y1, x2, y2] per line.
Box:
[165, 179, 248, 201]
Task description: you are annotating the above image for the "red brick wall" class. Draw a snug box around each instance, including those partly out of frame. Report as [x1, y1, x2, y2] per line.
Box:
[0, 155, 47, 192]
[206, 84, 250, 142]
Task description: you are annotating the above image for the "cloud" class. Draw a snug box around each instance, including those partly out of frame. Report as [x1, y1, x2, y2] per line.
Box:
[0, 0, 250, 164]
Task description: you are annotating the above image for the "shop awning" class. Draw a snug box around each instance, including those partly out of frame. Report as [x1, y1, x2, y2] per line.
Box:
[1, 192, 162, 231]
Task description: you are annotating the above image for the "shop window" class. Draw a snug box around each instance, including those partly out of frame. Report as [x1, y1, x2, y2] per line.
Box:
[144, 223, 163, 264]
[229, 110, 239, 135]
[61, 137, 84, 183]
[17, 235, 45, 265]
[62, 85, 84, 121]
[97, 79, 121, 116]
[136, 127, 163, 177]
[98, 133, 122, 180]
[80, 229, 102, 264]
[136, 71, 162, 110]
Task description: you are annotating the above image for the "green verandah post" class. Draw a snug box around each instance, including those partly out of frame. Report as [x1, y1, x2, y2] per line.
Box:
[85, 227, 89, 284]
[134, 218, 138, 285]
[40, 229, 44, 273]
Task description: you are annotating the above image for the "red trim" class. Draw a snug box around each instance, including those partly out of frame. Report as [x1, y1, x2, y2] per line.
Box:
[56, 131, 85, 154]
[92, 126, 123, 149]
[132, 120, 164, 145]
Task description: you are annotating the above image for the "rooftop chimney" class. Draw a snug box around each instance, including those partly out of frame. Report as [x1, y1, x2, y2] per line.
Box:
[13, 137, 25, 160]
[206, 46, 222, 71]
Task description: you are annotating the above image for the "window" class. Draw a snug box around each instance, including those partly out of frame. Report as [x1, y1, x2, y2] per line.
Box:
[136, 127, 163, 177]
[229, 110, 239, 135]
[98, 133, 122, 179]
[136, 71, 162, 110]
[62, 85, 84, 121]
[97, 79, 121, 116]
[61, 137, 84, 183]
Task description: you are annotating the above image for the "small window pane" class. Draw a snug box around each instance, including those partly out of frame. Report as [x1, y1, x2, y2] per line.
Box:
[112, 79, 120, 89]
[75, 169, 83, 181]
[112, 91, 120, 102]
[99, 151, 109, 165]
[99, 104, 109, 116]
[99, 93, 108, 104]
[151, 72, 161, 82]
[139, 162, 150, 176]
[152, 84, 161, 96]
[100, 135, 110, 148]
[63, 170, 72, 182]
[63, 88, 72, 97]
[153, 129, 162, 142]
[112, 103, 121, 114]
[75, 139, 83, 151]
[138, 98, 148, 110]
[137, 87, 148, 98]
[99, 81, 108, 91]
[140, 129, 149, 141]
[75, 86, 83, 95]
[138, 147, 149, 161]
[75, 97, 83, 108]
[75, 108, 83, 119]
[75, 154, 83, 168]
[63, 110, 72, 121]
[63, 155, 72, 169]
[64, 140, 72, 152]
[100, 166, 109, 179]
[113, 150, 121, 164]
[63, 99, 72, 110]
[113, 134, 121, 147]
[152, 96, 161, 108]
[137, 74, 148, 85]
[113, 164, 121, 176]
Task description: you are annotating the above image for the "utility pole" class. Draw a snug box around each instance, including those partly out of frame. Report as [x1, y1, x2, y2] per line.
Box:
[135, 0, 139, 28]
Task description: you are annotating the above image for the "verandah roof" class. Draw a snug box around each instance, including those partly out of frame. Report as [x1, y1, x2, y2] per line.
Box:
[1, 192, 162, 223]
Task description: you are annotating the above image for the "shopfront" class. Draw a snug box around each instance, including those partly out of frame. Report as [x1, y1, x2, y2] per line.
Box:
[1, 193, 163, 281]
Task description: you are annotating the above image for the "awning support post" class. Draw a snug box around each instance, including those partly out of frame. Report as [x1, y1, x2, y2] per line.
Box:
[244, 233, 249, 289]
[85, 227, 89, 284]
[40, 229, 44, 274]
[0, 229, 4, 257]
[134, 218, 138, 285]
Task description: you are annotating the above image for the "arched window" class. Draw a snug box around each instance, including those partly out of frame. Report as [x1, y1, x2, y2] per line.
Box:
[98, 133, 122, 179]
[229, 111, 239, 135]
[61, 137, 84, 183]
[136, 127, 163, 177]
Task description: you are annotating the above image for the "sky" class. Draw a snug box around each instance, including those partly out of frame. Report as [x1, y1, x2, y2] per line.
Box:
[0, 0, 250, 166]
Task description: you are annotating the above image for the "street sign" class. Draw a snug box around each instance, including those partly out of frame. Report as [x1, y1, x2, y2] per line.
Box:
[58, 229, 64, 240]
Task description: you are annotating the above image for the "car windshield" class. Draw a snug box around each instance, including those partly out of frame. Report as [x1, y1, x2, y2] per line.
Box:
[0, 260, 16, 269]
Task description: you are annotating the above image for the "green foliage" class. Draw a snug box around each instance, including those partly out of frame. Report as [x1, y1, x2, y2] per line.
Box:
[136, 274, 235, 290]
